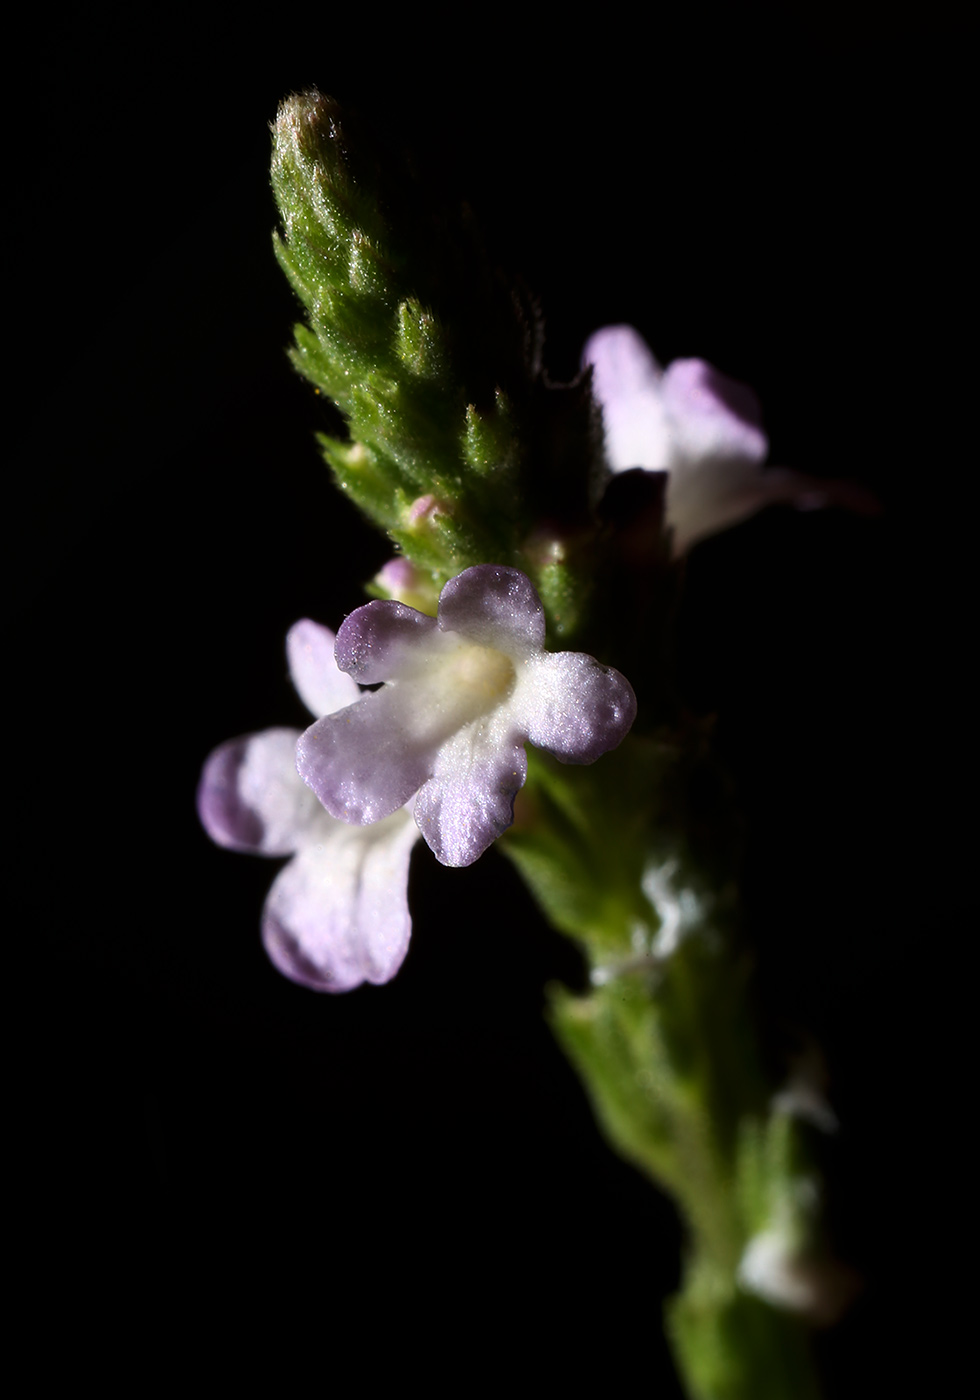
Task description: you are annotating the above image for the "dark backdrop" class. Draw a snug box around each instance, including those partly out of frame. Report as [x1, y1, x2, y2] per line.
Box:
[12, 8, 968, 1390]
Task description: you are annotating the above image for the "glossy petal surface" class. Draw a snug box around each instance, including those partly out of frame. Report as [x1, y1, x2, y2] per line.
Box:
[414, 712, 528, 866]
[437, 564, 546, 656]
[296, 687, 441, 825]
[335, 601, 440, 683]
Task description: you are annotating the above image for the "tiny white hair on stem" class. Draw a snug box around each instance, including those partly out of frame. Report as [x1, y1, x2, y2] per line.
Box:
[737, 1227, 823, 1315]
[642, 859, 704, 958]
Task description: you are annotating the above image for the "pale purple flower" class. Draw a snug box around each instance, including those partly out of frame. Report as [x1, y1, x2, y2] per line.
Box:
[584, 323, 877, 554]
[297, 565, 637, 868]
[197, 620, 420, 992]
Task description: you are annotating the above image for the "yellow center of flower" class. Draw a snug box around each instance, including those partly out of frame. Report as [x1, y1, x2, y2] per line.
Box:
[400, 638, 518, 748]
[444, 642, 516, 704]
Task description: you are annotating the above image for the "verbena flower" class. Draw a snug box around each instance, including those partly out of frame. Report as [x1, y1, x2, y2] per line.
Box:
[297, 564, 637, 867]
[584, 323, 876, 554]
[197, 620, 420, 991]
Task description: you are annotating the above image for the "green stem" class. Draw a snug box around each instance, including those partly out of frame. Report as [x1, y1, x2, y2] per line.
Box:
[503, 738, 831, 1399]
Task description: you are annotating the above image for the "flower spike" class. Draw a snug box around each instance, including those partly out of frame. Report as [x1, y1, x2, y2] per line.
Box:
[296, 565, 637, 868]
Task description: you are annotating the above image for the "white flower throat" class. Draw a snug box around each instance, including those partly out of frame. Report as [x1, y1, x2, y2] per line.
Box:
[444, 641, 516, 703]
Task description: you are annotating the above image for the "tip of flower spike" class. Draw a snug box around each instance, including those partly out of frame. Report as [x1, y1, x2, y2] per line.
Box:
[274, 89, 349, 174]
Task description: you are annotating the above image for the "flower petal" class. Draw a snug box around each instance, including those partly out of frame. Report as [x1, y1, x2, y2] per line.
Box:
[413, 711, 528, 866]
[197, 728, 318, 855]
[296, 687, 439, 825]
[515, 652, 637, 764]
[583, 323, 672, 472]
[286, 619, 360, 719]
[660, 358, 768, 466]
[437, 564, 545, 656]
[334, 599, 440, 684]
[261, 810, 420, 991]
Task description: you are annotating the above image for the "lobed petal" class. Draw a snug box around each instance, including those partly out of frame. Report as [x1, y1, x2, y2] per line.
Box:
[515, 652, 637, 764]
[296, 687, 438, 825]
[413, 711, 528, 867]
[286, 619, 360, 719]
[437, 564, 545, 657]
[335, 599, 439, 683]
[261, 810, 420, 991]
[660, 358, 768, 467]
[583, 323, 672, 472]
[197, 728, 319, 856]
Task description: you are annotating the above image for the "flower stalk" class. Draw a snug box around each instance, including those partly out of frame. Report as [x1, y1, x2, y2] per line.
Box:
[505, 738, 833, 1398]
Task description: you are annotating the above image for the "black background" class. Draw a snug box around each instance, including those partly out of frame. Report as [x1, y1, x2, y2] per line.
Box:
[12, 7, 969, 1390]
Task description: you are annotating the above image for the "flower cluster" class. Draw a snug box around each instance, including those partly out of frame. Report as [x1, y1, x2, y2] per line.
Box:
[199, 566, 636, 988]
[584, 323, 876, 554]
[201, 327, 868, 994]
